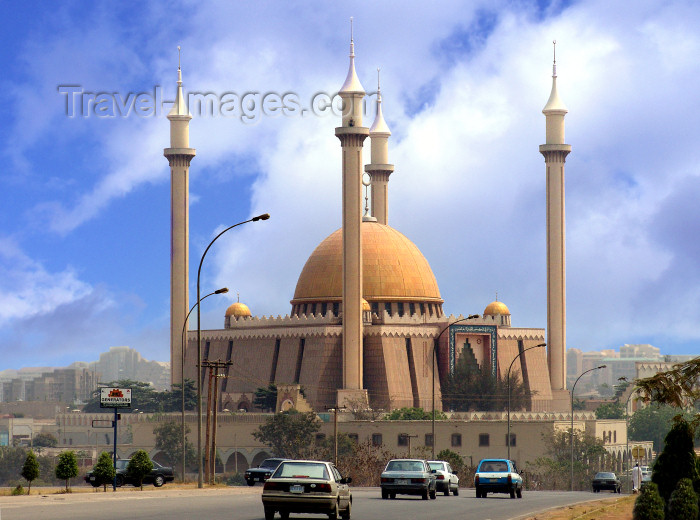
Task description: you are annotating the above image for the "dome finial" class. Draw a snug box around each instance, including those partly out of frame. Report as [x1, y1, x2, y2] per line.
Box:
[369, 67, 391, 135]
[168, 46, 190, 118]
[339, 17, 364, 94]
[552, 40, 557, 78]
[350, 16, 355, 57]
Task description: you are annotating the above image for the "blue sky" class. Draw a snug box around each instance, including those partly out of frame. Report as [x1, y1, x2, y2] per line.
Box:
[2, 0, 699, 371]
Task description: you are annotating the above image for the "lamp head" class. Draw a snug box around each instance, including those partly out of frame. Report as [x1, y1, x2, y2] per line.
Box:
[215, 287, 229, 294]
[467, 314, 480, 319]
[253, 213, 271, 221]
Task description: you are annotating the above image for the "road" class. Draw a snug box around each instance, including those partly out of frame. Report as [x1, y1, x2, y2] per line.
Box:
[0, 486, 620, 520]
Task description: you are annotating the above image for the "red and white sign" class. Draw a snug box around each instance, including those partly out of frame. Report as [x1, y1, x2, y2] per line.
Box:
[100, 387, 132, 408]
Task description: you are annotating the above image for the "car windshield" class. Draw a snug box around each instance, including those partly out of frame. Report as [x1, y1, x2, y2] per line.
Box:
[428, 462, 445, 471]
[274, 462, 329, 480]
[261, 459, 281, 469]
[386, 460, 424, 472]
[480, 461, 508, 472]
[595, 472, 615, 479]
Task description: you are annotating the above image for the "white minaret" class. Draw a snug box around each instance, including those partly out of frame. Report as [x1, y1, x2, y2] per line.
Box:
[164, 48, 195, 387]
[539, 42, 570, 394]
[365, 69, 394, 225]
[335, 20, 369, 400]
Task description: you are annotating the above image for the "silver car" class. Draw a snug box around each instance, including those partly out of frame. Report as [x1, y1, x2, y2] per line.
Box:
[380, 459, 437, 500]
[428, 460, 459, 496]
[262, 460, 352, 520]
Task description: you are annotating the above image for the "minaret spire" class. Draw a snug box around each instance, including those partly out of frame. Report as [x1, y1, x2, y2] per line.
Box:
[365, 68, 394, 225]
[336, 19, 369, 408]
[539, 41, 571, 403]
[164, 47, 196, 394]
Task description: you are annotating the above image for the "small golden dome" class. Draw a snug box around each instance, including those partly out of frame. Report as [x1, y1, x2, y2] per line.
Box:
[484, 301, 510, 316]
[362, 298, 371, 311]
[292, 222, 442, 305]
[225, 302, 251, 318]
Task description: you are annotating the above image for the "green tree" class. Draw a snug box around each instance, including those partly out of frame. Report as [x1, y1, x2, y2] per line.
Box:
[652, 417, 699, 504]
[526, 429, 606, 490]
[0, 446, 28, 486]
[163, 379, 197, 412]
[253, 411, 320, 459]
[629, 403, 683, 452]
[667, 478, 698, 520]
[436, 448, 465, 475]
[82, 380, 162, 413]
[55, 451, 79, 491]
[384, 407, 447, 420]
[92, 451, 116, 491]
[32, 432, 58, 448]
[21, 451, 40, 494]
[633, 481, 665, 520]
[253, 384, 278, 412]
[443, 345, 530, 411]
[636, 356, 700, 408]
[595, 401, 625, 420]
[153, 420, 195, 474]
[127, 450, 153, 490]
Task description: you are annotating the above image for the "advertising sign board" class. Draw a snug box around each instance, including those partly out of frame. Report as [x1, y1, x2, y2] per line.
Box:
[100, 387, 132, 408]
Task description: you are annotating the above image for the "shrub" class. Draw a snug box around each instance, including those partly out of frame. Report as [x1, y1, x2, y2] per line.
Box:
[633, 482, 665, 520]
[652, 417, 698, 503]
[667, 478, 698, 520]
[11, 484, 24, 496]
[226, 473, 246, 486]
[21, 451, 40, 494]
[127, 450, 153, 490]
[92, 452, 116, 491]
[55, 451, 79, 492]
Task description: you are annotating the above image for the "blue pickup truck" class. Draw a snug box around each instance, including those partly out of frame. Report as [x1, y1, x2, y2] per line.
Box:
[474, 459, 523, 498]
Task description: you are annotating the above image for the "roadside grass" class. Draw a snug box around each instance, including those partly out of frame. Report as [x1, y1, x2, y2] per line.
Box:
[523, 495, 634, 520]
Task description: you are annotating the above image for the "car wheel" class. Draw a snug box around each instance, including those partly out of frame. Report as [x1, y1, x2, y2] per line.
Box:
[340, 499, 351, 520]
[153, 475, 165, 487]
[516, 487, 522, 498]
[422, 489, 429, 500]
[115, 475, 124, 487]
[390, 493, 396, 500]
[475, 487, 481, 498]
[381, 489, 388, 499]
[444, 487, 450, 496]
[510, 488, 516, 499]
[246, 479, 255, 486]
[280, 511, 289, 520]
[264, 509, 275, 520]
[430, 489, 436, 500]
[328, 500, 339, 520]
[453, 487, 459, 496]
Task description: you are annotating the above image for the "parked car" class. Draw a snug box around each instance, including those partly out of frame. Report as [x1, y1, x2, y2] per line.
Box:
[245, 458, 288, 486]
[85, 458, 174, 487]
[380, 459, 436, 500]
[474, 459, 523, 499]
[592, 472, 621, 493]
[428, 460, 459, 496]
[261, 460, 352, 520]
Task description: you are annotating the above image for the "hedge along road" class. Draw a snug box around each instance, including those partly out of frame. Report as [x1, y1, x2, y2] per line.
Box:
[0, 486, 621, 520]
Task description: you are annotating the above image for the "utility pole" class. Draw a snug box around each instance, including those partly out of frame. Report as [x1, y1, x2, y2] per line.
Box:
[202, 359, 231, 484]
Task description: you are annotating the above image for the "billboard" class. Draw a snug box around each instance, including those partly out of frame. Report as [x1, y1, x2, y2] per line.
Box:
[100, 387, 132, 408]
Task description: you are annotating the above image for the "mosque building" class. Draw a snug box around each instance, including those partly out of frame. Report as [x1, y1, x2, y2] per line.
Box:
[170, 34, 572, 414]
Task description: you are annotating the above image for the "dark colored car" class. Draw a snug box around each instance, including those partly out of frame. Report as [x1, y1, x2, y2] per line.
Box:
[245, 458, 288, 486]
[474, 459, 523, 499]
[85, 459, 175, 487]
[380, 459, 437, 500]
[592, 472, 621, 493]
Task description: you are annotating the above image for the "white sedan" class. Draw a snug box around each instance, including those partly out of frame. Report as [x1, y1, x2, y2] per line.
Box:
[428, 460, 459, 496]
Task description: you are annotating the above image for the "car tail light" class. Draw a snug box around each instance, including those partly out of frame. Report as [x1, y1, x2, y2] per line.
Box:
[314, 483, 332, 493]
[381, 477, 391, 483]
[411, 478, 427, 483]
[507, 474, 512, 485]
[263, 481, 284, 491]
[436, 475, 444, 480]
[474, 475, 480, 485]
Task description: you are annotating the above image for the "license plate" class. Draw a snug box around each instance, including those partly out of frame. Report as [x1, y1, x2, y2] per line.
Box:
[396, 479, 409, 485]
[290, 485, 304, 493]
[483, 478, 493, 483]
[89, 476, 95, 481]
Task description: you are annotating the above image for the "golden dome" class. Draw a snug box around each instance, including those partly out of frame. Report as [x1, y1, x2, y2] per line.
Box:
[292, 222, 442, 304]
[225, 302, 251, 318]
[484, 300, 510, 316]
[362, 298, 371, 311]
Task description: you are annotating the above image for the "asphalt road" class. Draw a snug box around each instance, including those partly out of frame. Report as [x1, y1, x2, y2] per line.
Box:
[0, 487, 620, 520]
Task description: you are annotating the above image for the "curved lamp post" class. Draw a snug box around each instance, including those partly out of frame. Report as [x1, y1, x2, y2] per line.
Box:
[570, 364, 606, 491]
[180, 287, 228, 483]
[196, 213, 269, 488]
[624, 385, 640, 493]
[507, 343, 546, 461]
[432, 314, 479, 459]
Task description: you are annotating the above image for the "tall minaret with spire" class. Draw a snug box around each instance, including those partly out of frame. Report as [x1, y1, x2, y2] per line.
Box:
[539, 42, 571, 400]
[365, 69, 394, 225]
[164, 47, 195, 387]
[335, 19, 369, 405]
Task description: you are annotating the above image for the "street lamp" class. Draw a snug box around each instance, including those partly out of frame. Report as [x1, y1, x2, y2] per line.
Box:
[507, 343, 546, 461]
[432, 315, 479, 459]
[570, 365, 606, 491]
[196, 213, 270, 488]
[181, 287, 228, 483]
[624, 384, 640, 493]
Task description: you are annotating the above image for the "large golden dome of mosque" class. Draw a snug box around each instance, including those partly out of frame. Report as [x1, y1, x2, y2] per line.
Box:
[292, 221, 442, 309]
